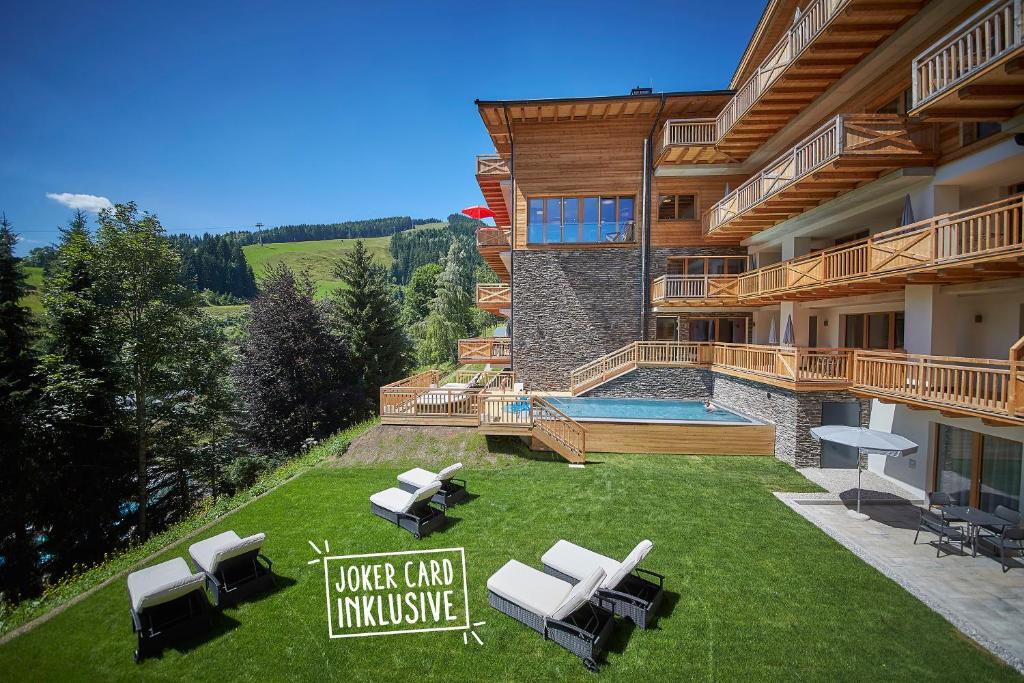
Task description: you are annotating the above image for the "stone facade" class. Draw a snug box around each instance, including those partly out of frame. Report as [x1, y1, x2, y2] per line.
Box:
[710, 375, 869, 467]
[512, 248, 642, 390]
[583, 367, 714, 400]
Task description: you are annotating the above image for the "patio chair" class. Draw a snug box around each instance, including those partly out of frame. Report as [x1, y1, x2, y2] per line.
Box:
[541, 539, 663, 629]
[396, 462, 467, 506]
[487, 561, 615, 672]
[127, 557, 211, 662]
[188, 530, 273, 608]
[370, 482, 445, 539]
[926, 491, 954, 511]
[913, 508, 967, 557]
[978, 525, 1024, 572]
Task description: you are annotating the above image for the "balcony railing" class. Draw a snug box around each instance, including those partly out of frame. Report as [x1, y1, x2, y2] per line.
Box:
[912, 0, 1024, 110]
[379, 369, 517, 421]
[653, 194, 1024, 305]
[713, 344, 855, 386]
[717, 0, 851, 139]
[476, 154, 510, 176]
[476, 283, 511, 311]
[458, 337, 511, 364]
[704, 115, 936, 235]
[476, 227, 511, 249]
[662, 119, 718, 147]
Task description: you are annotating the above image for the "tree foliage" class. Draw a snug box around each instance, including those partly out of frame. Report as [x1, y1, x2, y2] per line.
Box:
[389, 214, 485, 284]
[417, 241, 476, 366]
[172, 233, 257, 299]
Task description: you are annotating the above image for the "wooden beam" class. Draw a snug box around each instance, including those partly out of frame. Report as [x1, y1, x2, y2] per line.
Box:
[958, 85, 1024, 99]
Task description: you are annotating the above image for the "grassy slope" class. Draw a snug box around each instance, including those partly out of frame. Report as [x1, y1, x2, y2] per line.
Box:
[242, 235, 397, 299]
[0, 432, 1014, 682]
[18, 265, 44, 314]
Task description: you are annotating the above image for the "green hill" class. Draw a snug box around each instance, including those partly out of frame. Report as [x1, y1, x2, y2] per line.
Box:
[19, 265, 44, 314]
[242, 235, 395, 299]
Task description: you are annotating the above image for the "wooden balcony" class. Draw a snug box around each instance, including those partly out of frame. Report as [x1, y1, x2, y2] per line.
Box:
[910, 0, 1024, 120]
[475, 154, 511, 229]
[458, 337, 511, 365]
[716, 0, 923, 159]
[657, 119, 734, 164]
[476, 283, 511, 316]
[711, 344, 855, 390]
[653, 194, 1024, 307]
[476, 227, 511, 282]
[379, 369, 517, 426]
[704, 115, 937, 238]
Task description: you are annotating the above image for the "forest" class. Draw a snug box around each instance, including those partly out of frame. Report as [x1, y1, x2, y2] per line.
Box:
[0, 203, 493, 609]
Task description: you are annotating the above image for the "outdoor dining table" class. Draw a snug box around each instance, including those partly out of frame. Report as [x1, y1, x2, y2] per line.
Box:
[944, 505, 1010, 557]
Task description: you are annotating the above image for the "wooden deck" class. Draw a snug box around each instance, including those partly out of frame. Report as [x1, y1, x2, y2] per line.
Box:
[653, 194, 1024, 307]
[476, 283, 511, 316]
[910, 0, 1024, 121]
[569, 338, 1024, 425]
[704, 115, 937, 238]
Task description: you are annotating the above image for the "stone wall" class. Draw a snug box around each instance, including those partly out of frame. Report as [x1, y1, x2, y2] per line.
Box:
[512, 248, 642, 390]
[583, 367, 714, 400]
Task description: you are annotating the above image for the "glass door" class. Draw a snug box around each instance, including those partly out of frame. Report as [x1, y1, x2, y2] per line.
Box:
[936, 425, 1024, 512]
[936, 424, 974, 506]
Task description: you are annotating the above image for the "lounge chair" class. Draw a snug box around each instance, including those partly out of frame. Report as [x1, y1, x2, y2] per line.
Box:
[370, 482, 446, 539]
[397, 463, 467, 506]
[127, 557, 211, 662]
[978, 524, 1024, 572]
[541, 539, 663, 628]
[487, 561, 615, 672]
[188, 530, 273, 608]
[913, 508, 967, 557]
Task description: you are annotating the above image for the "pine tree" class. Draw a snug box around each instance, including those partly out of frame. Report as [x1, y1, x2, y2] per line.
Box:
[0, 214, 40, 597]
[330, 240, 409, 415]
[402, 262, 442, 325]
[417, 241, 475, 366]
[234, 264, 357, 454]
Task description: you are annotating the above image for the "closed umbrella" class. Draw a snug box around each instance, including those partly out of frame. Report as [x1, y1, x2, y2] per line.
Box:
[782, 315, 795, 346]
[900, 194, 915, 226]
[768, 317, 778, 345]
[810, 426, 918, 519]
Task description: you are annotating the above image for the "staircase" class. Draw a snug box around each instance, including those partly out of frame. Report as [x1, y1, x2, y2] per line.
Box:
[569, 341, 712, 395]
[479, 394, 587, 463]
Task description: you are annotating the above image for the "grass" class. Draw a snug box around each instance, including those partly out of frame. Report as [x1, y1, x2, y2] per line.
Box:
[201, 304, 250, 320]
[0, 429, 1016, 682]
[18, 265, 44, 314]
[242, 236, 393, 299]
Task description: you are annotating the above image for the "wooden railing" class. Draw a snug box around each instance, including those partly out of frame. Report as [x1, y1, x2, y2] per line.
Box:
[479, 394, 534, 429]
[662, 118, 718, 147]
[570, 341, 713, 393]
[458, 337, 512, 363]
[654, 194, 1024, 304]
[532, 397, 587, 464]
[705, 115, 935, 234]
[853, 350, 1016, 417]
[476, 227, 511, 248]
[476, 283, 511, 308]
[912, 0, 1023, 109]
[380, 368, 516, 419]
[476, 154, 510, 176]
[717, 0, 850, 138]
[713, 344, 854, 385]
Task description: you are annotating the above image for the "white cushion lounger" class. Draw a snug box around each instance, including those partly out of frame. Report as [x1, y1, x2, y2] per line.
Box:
[188, 530, 273, 607]
[396, 463, 467, 505]
[369, 482, 446, 539]
[486, 560, 616, 672]
[541, 540, 663, 628]
[127, 558, 210, 662]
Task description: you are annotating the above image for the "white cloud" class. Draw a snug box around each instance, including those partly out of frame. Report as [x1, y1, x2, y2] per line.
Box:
[45, 192, 114, 212]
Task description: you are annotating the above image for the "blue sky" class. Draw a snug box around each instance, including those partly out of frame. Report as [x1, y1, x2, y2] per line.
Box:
[1, 0, 766, 254]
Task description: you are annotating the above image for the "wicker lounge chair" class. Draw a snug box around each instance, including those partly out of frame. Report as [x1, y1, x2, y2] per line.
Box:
[127, 558, 211, 662]
[541, 539, 663, 628]
[188, 530, 273, 608]
[370, 482, 446, 539]
[397, 463, 467, 506]
[487, 561, 615, 672]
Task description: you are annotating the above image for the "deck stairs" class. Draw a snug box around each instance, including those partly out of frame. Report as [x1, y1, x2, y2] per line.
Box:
[478, 394, 587, 464]
[570, 341, 709, 395]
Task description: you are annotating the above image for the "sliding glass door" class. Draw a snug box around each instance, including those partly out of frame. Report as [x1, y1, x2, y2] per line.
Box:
[935, 424, 1023, 512]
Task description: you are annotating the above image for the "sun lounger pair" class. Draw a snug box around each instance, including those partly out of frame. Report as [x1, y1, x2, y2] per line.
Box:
[127, 530, 272, 662]
[369, 464, 467, 538]
[487, 539, 663, 671]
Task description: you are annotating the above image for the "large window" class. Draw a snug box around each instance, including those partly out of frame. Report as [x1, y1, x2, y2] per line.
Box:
[936, 425, 1023, 512]
[842, 311, 904, 350]
[666, 256, 747, 276]
[688, 317, 748, 343]
[658, 194, 697, 221]
[527, 195, 635, 244]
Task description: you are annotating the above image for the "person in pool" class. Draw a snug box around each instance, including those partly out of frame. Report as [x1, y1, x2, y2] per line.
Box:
[704, 400, 716, 412]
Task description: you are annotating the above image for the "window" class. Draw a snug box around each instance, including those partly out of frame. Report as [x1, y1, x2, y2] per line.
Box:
[666, 256, 747, 276]
[936, 425, 1023, 512]
[688, 317, 748, 343]
[842, 311, 904, 350]
[655, 316, 678, 341]
[962, 121, 1002, 146]
[658, 194, 697, 220]
[527, 195, 635, 244]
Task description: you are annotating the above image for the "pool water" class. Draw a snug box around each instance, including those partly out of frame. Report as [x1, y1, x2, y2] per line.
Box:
[542, 397, 754, 424]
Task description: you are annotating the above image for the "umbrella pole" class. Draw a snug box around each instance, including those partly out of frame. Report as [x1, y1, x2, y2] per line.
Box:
[857, 457, 862, 514]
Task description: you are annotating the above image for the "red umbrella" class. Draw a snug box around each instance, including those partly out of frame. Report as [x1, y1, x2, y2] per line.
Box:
[462, 205, 496, 220]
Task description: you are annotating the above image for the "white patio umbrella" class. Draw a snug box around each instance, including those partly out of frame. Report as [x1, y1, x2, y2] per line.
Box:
[810, 426, 918, 519]
[768, 317, 778, 345]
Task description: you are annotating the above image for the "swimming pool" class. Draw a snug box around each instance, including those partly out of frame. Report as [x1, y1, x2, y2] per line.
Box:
[542, 397, 755, 424]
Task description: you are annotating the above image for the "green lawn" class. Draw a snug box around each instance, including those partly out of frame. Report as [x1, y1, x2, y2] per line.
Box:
[0, 429, 1015, 682]
[242, 236, 393, 299]
[18, 265, 44, 314]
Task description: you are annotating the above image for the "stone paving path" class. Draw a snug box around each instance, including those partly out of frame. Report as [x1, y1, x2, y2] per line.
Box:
[797, 466, 924, 503]
[777, 495, 1024, 674]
